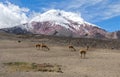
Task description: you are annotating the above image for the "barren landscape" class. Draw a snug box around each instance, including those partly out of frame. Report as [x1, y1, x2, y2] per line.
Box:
[0, 0, 120, 77]
[0, 35, 120, 77]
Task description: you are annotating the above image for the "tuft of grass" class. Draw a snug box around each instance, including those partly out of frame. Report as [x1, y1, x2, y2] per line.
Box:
[3, 62, 28, 66]
[3, 62, 63, 73]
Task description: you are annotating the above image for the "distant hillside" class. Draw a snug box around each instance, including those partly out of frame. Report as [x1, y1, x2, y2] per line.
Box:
[15, 34, 120, 49]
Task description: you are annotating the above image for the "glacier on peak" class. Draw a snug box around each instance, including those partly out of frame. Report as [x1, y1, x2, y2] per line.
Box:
[30, 9, 85, 24]
[29, 9, 98, 30]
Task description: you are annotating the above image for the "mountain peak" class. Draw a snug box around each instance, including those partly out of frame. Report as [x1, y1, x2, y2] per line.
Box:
[30, 9, 85, 25]
[1, 9, 112, 39]
[42, 9, 62, 16]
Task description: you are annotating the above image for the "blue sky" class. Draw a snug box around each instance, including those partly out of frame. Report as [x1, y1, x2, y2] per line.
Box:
[0, 0, 120, 32]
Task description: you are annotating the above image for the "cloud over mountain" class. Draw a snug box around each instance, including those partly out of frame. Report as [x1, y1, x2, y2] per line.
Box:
[41, 0, 120, 22]
[0, 1, 120, 32]
[0, 2, 29, 28]
[1, 9, 120, 39]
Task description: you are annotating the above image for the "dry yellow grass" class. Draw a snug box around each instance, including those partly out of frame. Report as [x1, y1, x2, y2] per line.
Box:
[0, 39, 120, 77]
[3, 62, 62, 73]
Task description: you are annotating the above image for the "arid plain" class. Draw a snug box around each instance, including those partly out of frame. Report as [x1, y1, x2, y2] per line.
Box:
[0, 37, 120, 77]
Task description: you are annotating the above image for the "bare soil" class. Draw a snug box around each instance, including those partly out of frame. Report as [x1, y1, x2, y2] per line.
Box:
[0, 39, 120, 77]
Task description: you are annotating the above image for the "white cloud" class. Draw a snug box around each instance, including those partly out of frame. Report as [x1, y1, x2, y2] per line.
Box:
[102, 3, 120, 19]
[48, 0, 120, 22]
[66, 0, 105, 9]
[81, 0, 120, 22]
[0, 2, 29, 28]
[0, 0, 120, 29]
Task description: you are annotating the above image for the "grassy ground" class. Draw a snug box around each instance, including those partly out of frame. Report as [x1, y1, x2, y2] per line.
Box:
[0, 39, 120, 77]
[3, 62, 62, 73]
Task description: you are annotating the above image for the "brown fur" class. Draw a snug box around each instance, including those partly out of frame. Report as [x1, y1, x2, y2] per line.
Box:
[68, 45, 76, 51]
[36, 44, 41, 49]
[41, 43, 50, 50]
[80, 49, 87, 59]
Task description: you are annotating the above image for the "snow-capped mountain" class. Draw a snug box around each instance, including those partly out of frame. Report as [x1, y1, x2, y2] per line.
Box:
[27, 9, 108, 38]
[29, 9, 96, 29]
[0, 9, 119, 39]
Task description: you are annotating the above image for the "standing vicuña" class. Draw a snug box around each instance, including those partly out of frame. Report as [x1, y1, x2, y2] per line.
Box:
[68, 45, 76, 51]
[79, 49, 87, 59]
[36, 44, 41, 49]
[41, 43, 50, 50]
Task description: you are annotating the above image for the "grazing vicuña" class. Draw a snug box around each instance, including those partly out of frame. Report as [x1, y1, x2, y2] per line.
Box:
[36, 44, 41, 49]
[41, 43, 50, 50]
[68, 45, 76, 51]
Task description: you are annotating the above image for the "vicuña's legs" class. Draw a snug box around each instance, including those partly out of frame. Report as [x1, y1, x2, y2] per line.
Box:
[80, 50, 86, 59]
[81, 53, 83, 58]
[83, 53, 86, 59]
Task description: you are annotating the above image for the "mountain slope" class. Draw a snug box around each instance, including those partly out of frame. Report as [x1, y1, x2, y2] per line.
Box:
[110, 31, 120, 39]
[27, 10, 108, 38]
[0, 24, 31, 34]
